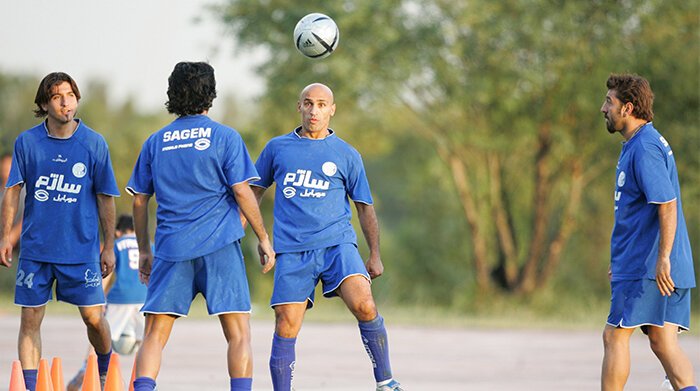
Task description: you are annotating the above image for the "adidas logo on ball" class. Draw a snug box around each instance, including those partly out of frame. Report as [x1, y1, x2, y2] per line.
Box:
[293, 13, 340, 59]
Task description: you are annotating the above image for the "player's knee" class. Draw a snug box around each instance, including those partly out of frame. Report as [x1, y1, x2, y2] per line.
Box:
[647, 330, 672, 356]
[274, 312, 302, 338]
[602, 327, 620, 349]
[80, 310, 104, 330]
[350, 298, 377, 321]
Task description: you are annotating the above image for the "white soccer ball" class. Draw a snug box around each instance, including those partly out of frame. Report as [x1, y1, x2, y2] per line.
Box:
[112, 333, 139, 355]
[293, 13, 339, 59]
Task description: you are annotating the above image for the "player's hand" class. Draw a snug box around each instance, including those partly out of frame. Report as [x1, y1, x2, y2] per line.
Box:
[655, 255, 675, 296]
[366, 254, 384, 279]
[0, 239, 12, 268]
[258, 238, 276, 274]
[139, 251, 154, 285]
[100, 247, 115, 278]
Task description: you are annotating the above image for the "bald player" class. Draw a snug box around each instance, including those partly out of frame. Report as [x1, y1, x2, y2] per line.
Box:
[250, 83, 403, 391]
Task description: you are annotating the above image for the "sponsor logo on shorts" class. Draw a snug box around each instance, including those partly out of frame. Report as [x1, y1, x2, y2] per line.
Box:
[84, 269, 101, 288]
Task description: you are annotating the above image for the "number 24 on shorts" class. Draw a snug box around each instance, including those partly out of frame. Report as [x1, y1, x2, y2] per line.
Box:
[16, 269, 35, 289]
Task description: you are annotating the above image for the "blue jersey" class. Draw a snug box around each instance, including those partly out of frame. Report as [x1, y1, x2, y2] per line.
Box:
[252, 128, 373, 253]
[611, 123, 695, 288]
[7, 120, 119, 264]
[107, 233, 148, 304]
[126, 115, 259, 262]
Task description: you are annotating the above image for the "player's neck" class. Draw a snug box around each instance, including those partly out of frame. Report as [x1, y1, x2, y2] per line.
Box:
[621, 120, 647, 141]
[46, 118, 78, 139]
[299, 127, 330, 139]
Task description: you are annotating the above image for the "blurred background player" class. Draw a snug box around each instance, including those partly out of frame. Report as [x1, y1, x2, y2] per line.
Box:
[67, 214, 149, 391]
[251, 83, 403, 391]
[600, 74, 696, 391]
[0, 72, 119, 391]
[126, 61, 275, 391]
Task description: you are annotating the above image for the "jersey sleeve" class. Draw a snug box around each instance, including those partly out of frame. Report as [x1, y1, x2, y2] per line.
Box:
[222, 131, 259, 186]
[251, 142, 274, 188]
[636, 141, 676, 204]
[346, 150, 373, 204]
[93, 138, 120, 196]
[6, 137, 26, 188]
[126, 138, 155, 195]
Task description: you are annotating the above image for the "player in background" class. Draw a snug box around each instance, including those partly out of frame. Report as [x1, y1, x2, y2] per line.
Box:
[0, 72, 119, 391]
[251, 83, 403, 391]
[67, 214, 149, 391]
[127, 61, 275, 391]
[600, 74, 696, 391]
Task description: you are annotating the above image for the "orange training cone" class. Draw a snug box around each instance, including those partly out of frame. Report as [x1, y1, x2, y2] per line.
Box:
[128, 357, 137, 391]
[104, 352, 124, 391]
[37, 358, 55, 391]
[51, 357, 65, 391]
[81, 354, 100, 391]
[9, 360, 27, 391]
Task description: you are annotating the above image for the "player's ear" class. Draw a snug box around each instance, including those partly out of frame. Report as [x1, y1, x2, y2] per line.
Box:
[297, 100, 302, 113]
[330, 103, 336, 117]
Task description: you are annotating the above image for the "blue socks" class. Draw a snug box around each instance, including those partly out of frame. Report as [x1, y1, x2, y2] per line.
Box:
[96, 349, 112, 375]
[358, 314, 393, 382]
[269, 333, 296, 391]
[23, 369, 38, 391]
[230, 377, 253, 390]
[133, 376, 157, 391]
[679, 387, 698, 391]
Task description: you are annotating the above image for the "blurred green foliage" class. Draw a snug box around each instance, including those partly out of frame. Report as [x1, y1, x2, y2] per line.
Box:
[0, 0, 698, 318]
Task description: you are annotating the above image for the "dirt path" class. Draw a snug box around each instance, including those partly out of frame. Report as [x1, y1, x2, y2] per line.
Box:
[0, 313, 698, 390]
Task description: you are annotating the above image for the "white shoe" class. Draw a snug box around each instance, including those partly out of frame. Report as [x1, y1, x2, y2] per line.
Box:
[377, 379, 404, 391]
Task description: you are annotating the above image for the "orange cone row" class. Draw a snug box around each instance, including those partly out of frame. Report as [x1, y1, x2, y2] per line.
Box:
[9, 353, 130, 391]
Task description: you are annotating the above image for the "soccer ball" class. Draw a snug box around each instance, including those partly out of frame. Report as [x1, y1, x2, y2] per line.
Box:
[112, 333, 139, 355]
[293, 13, 339, 59]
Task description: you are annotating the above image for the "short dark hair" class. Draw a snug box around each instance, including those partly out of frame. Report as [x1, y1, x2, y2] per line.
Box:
[34, 72, 81, 118]
[116, 214, 134, 232]
[606, 74, 654, 122]
[165, 62, 217, 116]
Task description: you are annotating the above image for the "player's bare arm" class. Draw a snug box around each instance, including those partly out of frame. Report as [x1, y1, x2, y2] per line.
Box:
[232, 182, 276, 273]
[0, 184, 21, 267]
[132, 193, 153, 284]
[355, 201, 383, 279]
[656, 200, 677, 296]
[97, 194, 116, 278]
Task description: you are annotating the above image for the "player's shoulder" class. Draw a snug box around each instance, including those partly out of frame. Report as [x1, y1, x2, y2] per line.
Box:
[327, 130, 362, 157]
[16, 122, 49, 142]
[635, 123, 668, 152]
[263, 130, 298, 149]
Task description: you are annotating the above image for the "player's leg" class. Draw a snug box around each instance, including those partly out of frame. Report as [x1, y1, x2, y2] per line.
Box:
[270, 303, 307, 391]
[601, 324, 635, 391]
[199, 241, 256, 390]
[219, 313, 253, 390]
[18, 306, 46, 391]
[325, 244, 400, 390]
[133, 257, 195, 391]
[647, 324, 696, 390]
[15, 259, 54, 391]
[268, 250, 318, 391]
[78, 305, 112, 379]
[133, 313, 176, 390]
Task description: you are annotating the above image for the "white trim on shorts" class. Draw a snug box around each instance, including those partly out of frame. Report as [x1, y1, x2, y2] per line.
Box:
[606, 320, 689, 332]
[270, 299, 315, 308]
[210, 310, 252, 316]
[142, 310, 188, 318]
[14, 299, 51, 308]
[322, 273, 371, 296]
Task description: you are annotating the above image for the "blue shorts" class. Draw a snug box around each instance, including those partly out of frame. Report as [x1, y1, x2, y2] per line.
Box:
[14, 258, 105, 307]
[607, 278, 691, 331]
[270, 243, 370, 309]
[141, 241, 251, 317]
